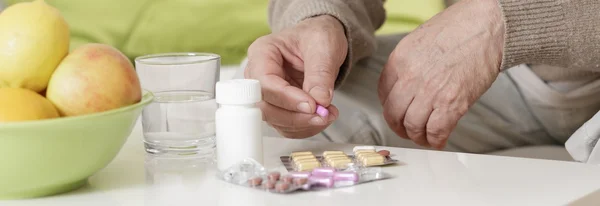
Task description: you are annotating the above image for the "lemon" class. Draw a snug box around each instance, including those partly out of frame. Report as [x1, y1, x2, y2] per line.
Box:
[0, 88, 60, 122]
[0, 0, 70, 92]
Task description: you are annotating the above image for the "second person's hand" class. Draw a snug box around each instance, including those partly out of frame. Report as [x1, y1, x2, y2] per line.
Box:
[378, 0, 505, 149]
[244, 15, 347, 138]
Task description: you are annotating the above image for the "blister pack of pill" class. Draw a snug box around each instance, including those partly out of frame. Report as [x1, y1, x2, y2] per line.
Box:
[217, 158, 392, 194]
[279, 146, 398, 172]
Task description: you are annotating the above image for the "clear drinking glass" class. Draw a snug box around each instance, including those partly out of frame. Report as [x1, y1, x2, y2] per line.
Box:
[135, 53, 220, 159]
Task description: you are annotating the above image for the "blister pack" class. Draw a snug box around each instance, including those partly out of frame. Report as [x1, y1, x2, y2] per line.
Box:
[280, 146, 398, 172]
[217, 158, 392, 194]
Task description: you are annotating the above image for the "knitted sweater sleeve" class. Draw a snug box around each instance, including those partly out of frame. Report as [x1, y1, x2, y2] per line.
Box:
[498, 0, 600, 71]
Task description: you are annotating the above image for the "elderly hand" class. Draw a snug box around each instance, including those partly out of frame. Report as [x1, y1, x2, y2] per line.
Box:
[244, 15, 347, 138]
[378, 0, 505, 149]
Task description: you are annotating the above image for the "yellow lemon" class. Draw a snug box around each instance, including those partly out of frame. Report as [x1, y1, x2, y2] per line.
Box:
[0, 0, 70, 92]
[0, 88, 60, 122]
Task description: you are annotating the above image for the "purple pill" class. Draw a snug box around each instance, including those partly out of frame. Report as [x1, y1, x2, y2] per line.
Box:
[288, 171, 311, 178]
[311, 167, 336, 177]
[333, 171, 359, 182]
[309, 176, 334, 188]
[316, 105, 329, 117]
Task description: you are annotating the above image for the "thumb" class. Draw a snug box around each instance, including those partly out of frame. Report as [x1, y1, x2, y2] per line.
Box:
[303, 52, 337, 106]
[301, 42, 346, 107]
[298, 15, 348, 106]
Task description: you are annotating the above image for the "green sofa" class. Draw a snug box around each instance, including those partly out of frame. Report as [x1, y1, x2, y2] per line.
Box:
[4, 0, 444, 65]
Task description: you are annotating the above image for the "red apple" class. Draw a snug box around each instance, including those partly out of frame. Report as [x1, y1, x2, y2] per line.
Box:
[46, 43, 142, 116]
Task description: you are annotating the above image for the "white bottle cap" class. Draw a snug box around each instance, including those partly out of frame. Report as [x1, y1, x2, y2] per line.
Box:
[216, 79, 262, 105]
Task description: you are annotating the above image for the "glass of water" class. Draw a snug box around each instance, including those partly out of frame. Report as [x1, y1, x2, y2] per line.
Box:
[135, 53, 220, 159]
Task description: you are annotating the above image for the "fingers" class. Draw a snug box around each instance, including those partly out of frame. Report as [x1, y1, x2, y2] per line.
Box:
[403, 93, 434, 147]
[426, 108, 460, 150]
[245, 39, 316, 114]
[301, 49, 340, 107]
[300, 20, 347, 107]
[382, 82, 416, 140]
[259, 101, 339, 139]
[260, 74, 317, 114]
[378, 61, 399, 105]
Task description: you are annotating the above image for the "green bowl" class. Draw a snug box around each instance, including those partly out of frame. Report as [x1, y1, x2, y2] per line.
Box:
[0, 90, 154, 199]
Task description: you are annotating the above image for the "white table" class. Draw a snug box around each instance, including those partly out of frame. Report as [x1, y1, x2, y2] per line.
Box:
[4, 121, 600, 206]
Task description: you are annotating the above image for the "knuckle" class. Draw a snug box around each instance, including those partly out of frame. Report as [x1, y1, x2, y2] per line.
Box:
[243, 62, 253, 78]
[266, 94, 285, 110]
[311, 64, 337, 79]
[383, 110, 399, 128]
[426, 124, 449, 140]
[248, 36, 277, 56]
[250, 35, 270, 47]
[438, 91, 458, 105]
[389, 50, 410, 66]
[403, 118, 423, 132]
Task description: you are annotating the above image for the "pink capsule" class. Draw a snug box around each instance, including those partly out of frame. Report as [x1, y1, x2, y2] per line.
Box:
[333, 171, 359, 182]
[311, 167, 336, 177]
[316, 105, 329, 117]
[288, 171, 311, 178]
[309, 176, 334, 188]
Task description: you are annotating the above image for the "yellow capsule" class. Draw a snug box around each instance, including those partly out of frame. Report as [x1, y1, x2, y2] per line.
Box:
[356, 153, 377, 160]
[324, 154, 348, 160]
[296, 161, 321, 171]
[361, 155, 385, 166]
[326, 156, 348, 163]
[357, 153, 381, 161]
[293, 155, 317, 162]
[294, 158, 318, 166]
[291, 151, 313, 158]
[329, 158, 352, 169]
[354, 150, 376, 156]
[323, 151, 345, 156]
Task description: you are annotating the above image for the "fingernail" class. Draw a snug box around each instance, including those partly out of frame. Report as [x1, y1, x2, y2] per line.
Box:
[327, 115, 336, 122]
[309, 116, 326, 126]
[309, 86, 331, 102]
[316, 105, 329, 117]
[297, 102, 312, 113]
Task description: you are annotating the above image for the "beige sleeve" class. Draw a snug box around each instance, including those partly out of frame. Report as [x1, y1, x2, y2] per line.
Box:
[498, 0, 600, 72]
[268, 0, 386, 88]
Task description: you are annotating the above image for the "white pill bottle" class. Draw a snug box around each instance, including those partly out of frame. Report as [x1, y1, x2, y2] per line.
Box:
[215, 79, 263, 171]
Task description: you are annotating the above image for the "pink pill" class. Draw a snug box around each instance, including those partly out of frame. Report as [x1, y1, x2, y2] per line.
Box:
[309, 176, 334, 188]
[316, 105, 329, 117]
[311, 167, 336, 177]
[288, 171, 311, 178]
[333, 171, 359, 182]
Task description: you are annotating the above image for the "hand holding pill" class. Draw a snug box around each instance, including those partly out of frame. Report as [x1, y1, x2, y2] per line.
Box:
[244, 16, 343, 140]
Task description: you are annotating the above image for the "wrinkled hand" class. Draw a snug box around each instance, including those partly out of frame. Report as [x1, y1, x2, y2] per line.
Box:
[245, 15, 347, 138]
[378, 0, 505, 149]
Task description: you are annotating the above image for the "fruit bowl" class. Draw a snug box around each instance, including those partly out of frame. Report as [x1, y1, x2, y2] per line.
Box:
[0, 90, 153, 199]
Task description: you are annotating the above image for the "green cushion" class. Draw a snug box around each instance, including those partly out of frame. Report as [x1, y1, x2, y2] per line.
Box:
[378, 0, 445, 34]
[5, 0, 269, 65]
[5, 0, 444, 64]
